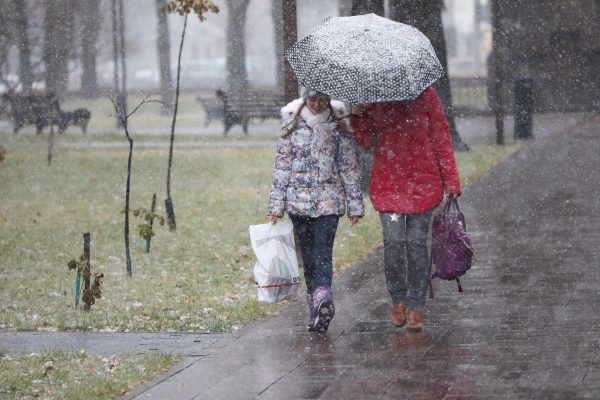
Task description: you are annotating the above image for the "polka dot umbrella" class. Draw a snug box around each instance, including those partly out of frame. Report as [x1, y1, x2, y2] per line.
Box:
[285, 13, 444, 104]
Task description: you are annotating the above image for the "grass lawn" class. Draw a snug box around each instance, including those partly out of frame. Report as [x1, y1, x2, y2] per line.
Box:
[0, 129, 519, 399]
[0, 136, 519, 333]
[60, 92, 210, 131]
[0, 349, 178, 399]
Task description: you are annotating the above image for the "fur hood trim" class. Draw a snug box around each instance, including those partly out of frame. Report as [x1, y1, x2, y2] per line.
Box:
[280, 98, 347, 122]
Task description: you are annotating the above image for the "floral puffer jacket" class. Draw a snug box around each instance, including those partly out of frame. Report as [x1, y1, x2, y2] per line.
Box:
[268, 99, 364, 219]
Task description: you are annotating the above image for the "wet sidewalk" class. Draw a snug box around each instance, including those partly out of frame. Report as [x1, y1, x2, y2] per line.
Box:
[124, 113, 600, 399]
[2, 113, 599, 399]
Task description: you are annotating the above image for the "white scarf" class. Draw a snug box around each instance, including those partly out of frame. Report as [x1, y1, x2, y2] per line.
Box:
[300, 107, 337, 154]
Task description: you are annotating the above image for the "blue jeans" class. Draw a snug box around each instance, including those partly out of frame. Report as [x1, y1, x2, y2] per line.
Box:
[379, 210, 433, 311]
[289, 214, 339, 294]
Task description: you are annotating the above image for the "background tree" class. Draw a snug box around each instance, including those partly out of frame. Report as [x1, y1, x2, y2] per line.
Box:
[349, 0, 384, 192]
[0, 0, 14, 86]
[13, 0, 33, 92]
[225, 0, 250, 97]
[160, 0, 219, 231]
[390, 0, 469, 150]
[155, 0, 174, 115]
[80, 0, 102, 98]
[43, 0, 76, 97]
[111, 0, 127, 127]
[351, 0, 384, 16]
[271, 0, 284, 98]
[109, 95, 158, 277]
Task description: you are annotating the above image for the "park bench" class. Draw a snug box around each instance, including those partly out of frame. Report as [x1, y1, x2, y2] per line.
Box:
[1, 92, 61, 134]
[0, 92, 91, 134]
[197, 89, 284, 134]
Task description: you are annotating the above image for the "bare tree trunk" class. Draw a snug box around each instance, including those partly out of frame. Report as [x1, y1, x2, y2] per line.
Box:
[271, 0, 284, 99]
[282, 0, 298, 103]
[490, 0, 504, 145]
[350, 0, 384, 192]
[390, 0, 468, 151]
[225, 0, 250, 97]
[43, 0, 74, 96]
[165, 14, 189, 232]
[118, 0, 127, 98]
[156, 0, 173, 114]
[109, 95, 158, 276]
[80, 0, 102, 98]
[351, 0, 384, 16]
[13, 0, 33, 92]
[111, 0, 127, 127]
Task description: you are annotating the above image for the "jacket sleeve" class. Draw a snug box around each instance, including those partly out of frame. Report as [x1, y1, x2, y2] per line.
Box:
[427, 88, 462, 195]
[351, 106, 376, 150]
[267, 134, 292, 217]
[337, 133, 365, 217]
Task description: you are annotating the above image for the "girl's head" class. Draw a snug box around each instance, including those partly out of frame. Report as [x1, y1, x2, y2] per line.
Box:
[301, 87, 330, 114]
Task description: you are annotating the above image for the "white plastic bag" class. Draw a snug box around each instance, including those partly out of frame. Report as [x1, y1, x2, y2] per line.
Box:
[249, 219, 301, 304]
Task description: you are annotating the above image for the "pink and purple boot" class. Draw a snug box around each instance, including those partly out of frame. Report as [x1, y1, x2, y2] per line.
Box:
[311, 286, 335, 333]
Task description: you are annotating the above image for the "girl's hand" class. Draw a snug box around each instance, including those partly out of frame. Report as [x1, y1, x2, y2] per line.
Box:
[350, 216, 360, 226]
[269, 215, 278, 225]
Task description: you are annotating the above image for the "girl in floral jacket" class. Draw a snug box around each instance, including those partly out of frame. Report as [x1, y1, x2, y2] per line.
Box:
[268, 88, 364, 333]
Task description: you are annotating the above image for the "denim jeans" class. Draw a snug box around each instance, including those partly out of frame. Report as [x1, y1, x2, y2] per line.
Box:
[289, 214, 339, 294]
[379, 210, 433, 311]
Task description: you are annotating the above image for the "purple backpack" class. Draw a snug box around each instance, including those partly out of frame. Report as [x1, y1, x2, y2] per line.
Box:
[429, 195, 475, 298]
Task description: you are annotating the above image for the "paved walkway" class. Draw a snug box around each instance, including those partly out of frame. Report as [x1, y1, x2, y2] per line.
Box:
[1, 113, 599, 399]
[127, 113, 600, 399]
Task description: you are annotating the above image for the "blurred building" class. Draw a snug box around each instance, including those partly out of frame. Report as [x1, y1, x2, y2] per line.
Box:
[490, 0, 600, 112]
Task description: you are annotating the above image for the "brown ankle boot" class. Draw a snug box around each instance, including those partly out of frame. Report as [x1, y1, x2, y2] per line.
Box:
[406, 311, 423, 331]
[391, 304, 407, 327]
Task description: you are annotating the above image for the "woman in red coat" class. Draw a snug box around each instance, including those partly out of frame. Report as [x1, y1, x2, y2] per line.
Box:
[351, 86, 461, 331]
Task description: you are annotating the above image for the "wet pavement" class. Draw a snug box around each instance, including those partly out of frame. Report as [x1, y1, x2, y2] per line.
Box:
[124, 113, 600, 399]
[2, 113, 599, 399]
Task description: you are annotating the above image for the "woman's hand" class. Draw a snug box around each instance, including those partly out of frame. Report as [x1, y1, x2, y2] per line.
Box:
[269, 215, 278, 225]
[350, 216, 360, 226]
[351, 105, 365, 117]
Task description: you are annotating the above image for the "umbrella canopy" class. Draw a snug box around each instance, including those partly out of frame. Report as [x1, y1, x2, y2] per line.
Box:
[285, 13, 444, 104]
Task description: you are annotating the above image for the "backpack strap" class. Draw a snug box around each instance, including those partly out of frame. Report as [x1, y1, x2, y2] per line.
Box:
[456, 278, 463, 293]
[428, 255, 434, 299]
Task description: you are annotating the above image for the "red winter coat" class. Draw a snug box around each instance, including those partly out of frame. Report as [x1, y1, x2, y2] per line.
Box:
[352, 87, 461, 214]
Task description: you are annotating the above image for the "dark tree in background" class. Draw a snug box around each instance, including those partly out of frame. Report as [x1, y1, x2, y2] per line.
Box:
[156, 0, 174, 115]
[351, 0, 384, 16]
[43, 0, 76, 97]
[13, 0, 33, 92]
[349, 0, 384, 192]
[390, 0, 469, 151]
[111, 0, 128, 128]
[271, 0, 284, 98]
[80, 0, 102, 98]
[282, 0, 298, 103]
[225, 0, 250, 97]
[0, 0, 14, 84]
